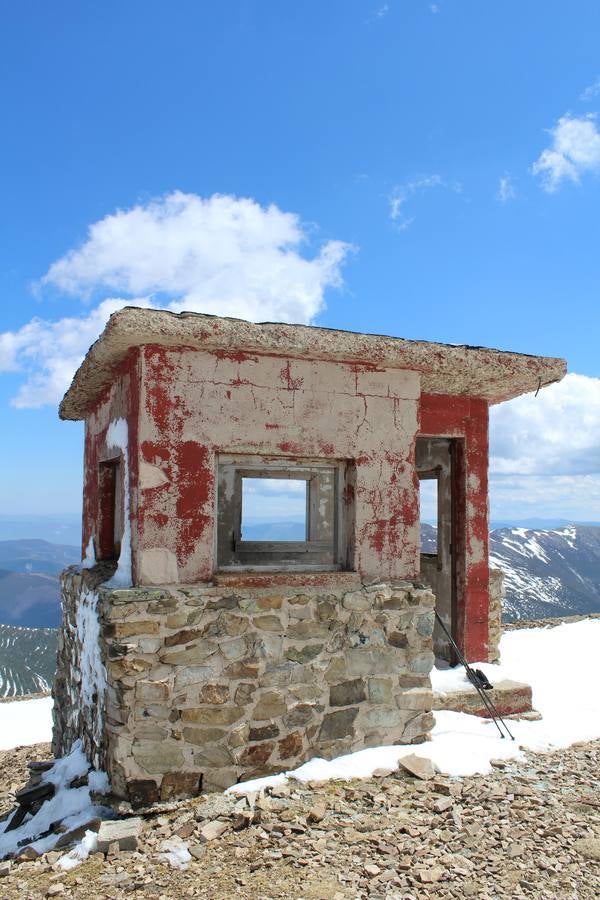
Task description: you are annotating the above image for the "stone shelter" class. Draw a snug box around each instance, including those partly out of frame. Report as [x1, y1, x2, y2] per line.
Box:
[53, 307, 566, 804]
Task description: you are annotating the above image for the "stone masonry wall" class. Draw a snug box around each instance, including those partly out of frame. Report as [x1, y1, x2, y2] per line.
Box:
[53, 565, 112, 769]
[488, 568, 504, 663]
[54, 570, 436, 804]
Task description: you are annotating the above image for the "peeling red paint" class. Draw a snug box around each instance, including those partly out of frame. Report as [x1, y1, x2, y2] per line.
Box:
[319, 441, 335, 456]
[145, 347, 177, 435]
[141, 441, 170, 463]
[420, 393, 490, 661]
[276, 441, 304, 455]
[174, 442, 213, 560]
[280, 360, 304, 391]
[349, 362, 386, 373]
[214, 349, 258, 363]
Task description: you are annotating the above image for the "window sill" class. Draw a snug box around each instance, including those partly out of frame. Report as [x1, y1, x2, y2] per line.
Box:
[213, 570, 360, 590]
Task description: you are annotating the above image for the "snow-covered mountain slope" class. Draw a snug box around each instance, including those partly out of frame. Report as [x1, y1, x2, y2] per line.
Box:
[490, 525, 600, 621]
[420, 523, 600, 622]
[0, 624, 57, 697]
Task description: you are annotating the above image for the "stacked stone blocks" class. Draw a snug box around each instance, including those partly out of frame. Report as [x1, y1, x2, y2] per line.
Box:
[54, 567, 436, 805]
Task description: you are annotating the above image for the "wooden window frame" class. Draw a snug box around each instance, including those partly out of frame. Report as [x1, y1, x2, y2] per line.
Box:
[216, 455, 348, 571]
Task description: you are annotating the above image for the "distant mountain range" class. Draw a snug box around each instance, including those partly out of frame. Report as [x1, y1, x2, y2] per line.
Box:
[0, 540, 79, 628]
[0, 623, 57, 698]
[420, 522, 600, 622]
[489, 524, 600, 621]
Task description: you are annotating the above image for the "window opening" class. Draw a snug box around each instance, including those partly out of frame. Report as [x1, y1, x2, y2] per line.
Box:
[241, 477, 308, 541]
[419, 475, 438, 555]
[217, 456, 348, 570]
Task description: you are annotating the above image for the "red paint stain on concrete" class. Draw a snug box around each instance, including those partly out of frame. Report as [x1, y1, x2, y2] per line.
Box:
[280, 361, 304, 391]
[214, 349, 258, 363]
[174, 441, 213, 559]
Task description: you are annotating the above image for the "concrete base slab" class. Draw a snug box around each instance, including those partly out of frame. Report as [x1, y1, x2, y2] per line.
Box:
[433, 679, 536, 719]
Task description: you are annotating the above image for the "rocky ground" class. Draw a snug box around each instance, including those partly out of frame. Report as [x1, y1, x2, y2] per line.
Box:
[0, 738, 598, 900]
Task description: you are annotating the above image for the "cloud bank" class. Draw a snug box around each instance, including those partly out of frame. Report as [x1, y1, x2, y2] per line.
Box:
[0, 192, 353, 407]
[532, 114, 600, 191]
[490, 373, 600, 477]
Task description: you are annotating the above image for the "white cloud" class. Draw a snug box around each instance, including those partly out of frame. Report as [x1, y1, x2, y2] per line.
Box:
[0, 298, 153, 408]
[1, 192, 353, 408]
[490, 373, 600, 477]
[490, 474, 600, 522]
[497, 174, 516, 204]
[581, 77, 600, 102]
[430, 3, 440, 13]
[532, 114, 600, 191]
[41, 192, 351, 323]
[389, 174, 444, 229]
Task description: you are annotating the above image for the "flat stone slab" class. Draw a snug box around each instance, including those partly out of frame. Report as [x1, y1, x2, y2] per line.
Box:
[398, 754, 436, 780]
[97, 817, 143, 853]
[433, 679, 535, 718]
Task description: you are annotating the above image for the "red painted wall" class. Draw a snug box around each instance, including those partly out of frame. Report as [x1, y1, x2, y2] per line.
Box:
[419, 394, 490, 662]
[82, 350, 140, 569]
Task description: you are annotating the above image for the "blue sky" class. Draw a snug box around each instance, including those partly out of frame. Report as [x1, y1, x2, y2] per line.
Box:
[1, 0, 600, 529]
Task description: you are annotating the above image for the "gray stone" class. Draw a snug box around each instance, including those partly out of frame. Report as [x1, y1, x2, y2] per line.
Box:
[286, 621, 330, 640]
[253, 615, 282, 631]
[409, 652, 435, 674]
[198, 820, 229, 842]
[286, 644, 324, 663]
[160, 643, 218, 665]
[367, 677, 393, 705]
[398, 753, 436, 780]
[183, 726, 227, 745]
[283, 703, 316, 726]
[416, 611, 435, 636]
[319, 707, 358, 741]
[329, 678, 366, 707]
[253, 691, 286, 720]
[342, 591, 371, 611]
[361, 706, 403, 729]
[132, 741, 184, 773]
[574, 838, 600, 861]
[97, 817, 143, 853]
[346, 648, 400, 676]
[181, 706, 242, 726]
[234, 682, 256, 704]
[220, 636, 248, 660]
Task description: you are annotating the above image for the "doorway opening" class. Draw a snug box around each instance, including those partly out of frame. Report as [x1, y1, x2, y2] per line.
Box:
[416, 437, 460, 664]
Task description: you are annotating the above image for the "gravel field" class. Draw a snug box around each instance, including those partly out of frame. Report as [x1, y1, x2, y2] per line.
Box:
[0, 737, 598, 900]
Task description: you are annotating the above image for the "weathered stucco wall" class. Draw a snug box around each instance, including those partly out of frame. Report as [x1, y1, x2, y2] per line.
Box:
[488, 568, 504, 663]
[134, 346, 421, 585]
[55, 569, 436, 803]
[419, 393, 490, 662]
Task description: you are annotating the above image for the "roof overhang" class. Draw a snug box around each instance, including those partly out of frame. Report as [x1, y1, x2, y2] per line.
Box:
[59, 307, 567, 420]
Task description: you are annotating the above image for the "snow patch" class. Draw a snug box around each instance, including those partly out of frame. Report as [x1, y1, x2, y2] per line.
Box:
[159, 836, 192, 869]
[76, 588, 107, 751]
[0, 697, 53, 750]
[81, 536, 96, 570]
[229, 618, 600, 793]
[57, 829, 98, 870]
[0, 741, 110, 860]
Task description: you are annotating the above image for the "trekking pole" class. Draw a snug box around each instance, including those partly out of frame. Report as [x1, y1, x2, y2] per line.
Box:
[434, 611, 515, 741]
